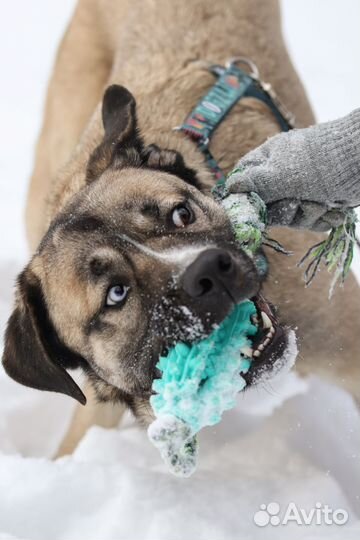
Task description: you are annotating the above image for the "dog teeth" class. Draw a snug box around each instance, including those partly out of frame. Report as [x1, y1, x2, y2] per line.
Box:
[251, 322, 277, 359]
[251, 314, 259, 325]
[240, 346, 253, 357]
[266, 327, 275, 338]
[261, 311, 272, 329]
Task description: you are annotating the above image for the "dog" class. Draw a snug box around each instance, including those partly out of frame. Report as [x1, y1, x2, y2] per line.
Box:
[3, 0, 360, 455]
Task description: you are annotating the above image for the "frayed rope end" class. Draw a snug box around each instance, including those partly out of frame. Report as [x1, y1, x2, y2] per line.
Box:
[298, 211, 357, 298]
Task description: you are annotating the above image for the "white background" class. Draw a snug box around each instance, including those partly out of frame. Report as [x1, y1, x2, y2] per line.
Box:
[0, 1, 359, 539]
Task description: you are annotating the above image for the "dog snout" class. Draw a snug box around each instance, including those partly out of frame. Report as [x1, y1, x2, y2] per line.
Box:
[181, 248, 259, 304]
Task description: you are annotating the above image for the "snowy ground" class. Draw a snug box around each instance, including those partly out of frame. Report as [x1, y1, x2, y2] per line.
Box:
[0, 1, 360, 539]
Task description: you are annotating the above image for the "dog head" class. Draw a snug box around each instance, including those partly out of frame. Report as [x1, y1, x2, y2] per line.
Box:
[2, 86, 292, 414]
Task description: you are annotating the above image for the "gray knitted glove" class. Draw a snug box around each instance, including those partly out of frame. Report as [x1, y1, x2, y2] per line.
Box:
[226, 108, 360, 231]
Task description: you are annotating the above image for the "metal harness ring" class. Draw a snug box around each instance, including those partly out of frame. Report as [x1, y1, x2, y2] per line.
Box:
[225, 56, 260, 80]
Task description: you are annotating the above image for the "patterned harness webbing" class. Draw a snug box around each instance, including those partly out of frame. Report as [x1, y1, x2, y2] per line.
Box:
[176, 60, 295, 197]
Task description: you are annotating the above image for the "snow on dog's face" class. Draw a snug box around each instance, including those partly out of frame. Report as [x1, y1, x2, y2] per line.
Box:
[1, 86, 292, 415]
[1, 168, 258, 407]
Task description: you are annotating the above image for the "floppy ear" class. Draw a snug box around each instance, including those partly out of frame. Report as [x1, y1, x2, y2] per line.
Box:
[86, 84, 144, 182]
[2, 269, 86, 405]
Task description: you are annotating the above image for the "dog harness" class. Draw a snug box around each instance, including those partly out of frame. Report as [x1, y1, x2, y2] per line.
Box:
[176, 57, 295, 198]
[176, 57, 356, 294]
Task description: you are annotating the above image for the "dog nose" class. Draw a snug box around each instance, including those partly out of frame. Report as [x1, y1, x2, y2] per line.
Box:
[181, 248, 252, 301]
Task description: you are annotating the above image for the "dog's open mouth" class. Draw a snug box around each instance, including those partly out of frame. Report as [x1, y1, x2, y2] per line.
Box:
[152, 290, 296, 390]
[243, 293, 290, 385]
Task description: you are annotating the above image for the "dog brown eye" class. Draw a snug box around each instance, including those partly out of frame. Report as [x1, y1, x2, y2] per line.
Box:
[172, 205, 193, 228]
[106, 285, 129, 306]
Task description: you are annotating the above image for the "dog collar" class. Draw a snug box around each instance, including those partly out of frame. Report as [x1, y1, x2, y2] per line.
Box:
[176, 57, 295, 197]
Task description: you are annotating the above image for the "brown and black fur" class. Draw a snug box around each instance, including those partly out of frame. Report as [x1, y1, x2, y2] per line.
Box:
[3, 0, 360, 455]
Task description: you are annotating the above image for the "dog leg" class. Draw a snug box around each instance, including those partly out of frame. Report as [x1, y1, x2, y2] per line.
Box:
[26, 0, 112, 250]
[56, 381, 126, 457]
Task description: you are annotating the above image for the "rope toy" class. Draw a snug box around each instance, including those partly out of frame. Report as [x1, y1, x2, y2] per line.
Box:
[222, 167, 357, 296]
[148, 168, 356, 477]
[148, 300, 257, 477]
[148, 187, 267, 477]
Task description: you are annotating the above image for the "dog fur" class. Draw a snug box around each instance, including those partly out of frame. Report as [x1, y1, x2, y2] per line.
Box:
[4, 0, 360, 455]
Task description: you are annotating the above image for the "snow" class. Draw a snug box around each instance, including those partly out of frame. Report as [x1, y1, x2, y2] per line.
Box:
[1, 1, 360, 538]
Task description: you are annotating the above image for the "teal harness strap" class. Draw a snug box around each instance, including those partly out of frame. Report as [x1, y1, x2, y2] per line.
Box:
[177, 58, 294, 195]
[178, 58, 357, 296]
[179, 64, 254, 147]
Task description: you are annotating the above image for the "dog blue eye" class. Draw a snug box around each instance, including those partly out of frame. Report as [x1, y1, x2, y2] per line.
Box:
[106, 285, 129, 306]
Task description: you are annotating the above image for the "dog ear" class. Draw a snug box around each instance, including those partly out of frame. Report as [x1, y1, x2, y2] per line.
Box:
[2, 268, 86, 405]
[142, 144, 201, 188]
[86, 85, 144, 182]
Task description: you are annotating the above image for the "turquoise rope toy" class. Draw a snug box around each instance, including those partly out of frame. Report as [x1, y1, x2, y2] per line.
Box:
[148, 189, 267, 477]
[148, 300, 257, 477]
[148, 173, 356, 476]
